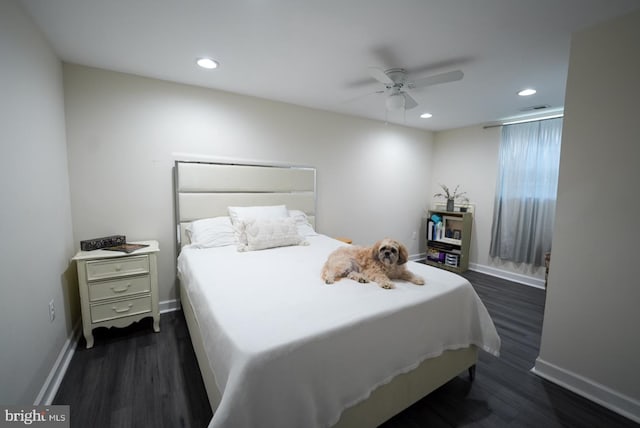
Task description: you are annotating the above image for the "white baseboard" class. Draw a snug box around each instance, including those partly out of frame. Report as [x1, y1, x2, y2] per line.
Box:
[160, 299, 181, 313]
[532, 358, 640, 424]
[469, 262, 546, 289]
[34, 321, 81, 405]
[409, 252, 426, 262]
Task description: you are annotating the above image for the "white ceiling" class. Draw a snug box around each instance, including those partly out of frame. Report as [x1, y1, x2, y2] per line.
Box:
[20, 0, 640, 131]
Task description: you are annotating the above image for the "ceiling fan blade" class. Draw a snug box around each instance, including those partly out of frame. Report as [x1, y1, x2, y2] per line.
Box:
[402, 92, 418, 110]
[409, 70, 464, 89]
[368, 67, 394, 85]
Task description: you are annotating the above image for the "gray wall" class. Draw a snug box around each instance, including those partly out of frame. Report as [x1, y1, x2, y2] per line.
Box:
[63, 64, 435, 304]
[0, 1, 76, 404]
[534, 9, 640, 421]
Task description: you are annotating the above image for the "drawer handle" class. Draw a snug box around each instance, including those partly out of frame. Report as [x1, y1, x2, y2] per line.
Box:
[110, 283, 131, 293]
[112, 303, 133, 313]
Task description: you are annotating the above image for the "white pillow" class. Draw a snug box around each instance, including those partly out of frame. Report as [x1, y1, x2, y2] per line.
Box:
[228, 205, 290, 246]
[288, 209, 318, 237]
[186, 217, 236, 248]
[227, 205, 289, 225]
[236, 217, 307, 252]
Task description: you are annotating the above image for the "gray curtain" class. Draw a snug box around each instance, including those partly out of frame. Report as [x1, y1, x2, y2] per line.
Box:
[489, 118, 562, 266]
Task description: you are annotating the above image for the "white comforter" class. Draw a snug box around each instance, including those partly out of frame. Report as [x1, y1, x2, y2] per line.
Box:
[178, 235, 500, 428]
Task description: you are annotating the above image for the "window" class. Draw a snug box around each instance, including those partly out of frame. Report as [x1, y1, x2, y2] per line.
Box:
[489, 117, 563, 266]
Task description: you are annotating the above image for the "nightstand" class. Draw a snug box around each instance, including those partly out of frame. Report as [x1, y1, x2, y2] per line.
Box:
[336, 237, 353, 244]
[72, 240, 160, 348]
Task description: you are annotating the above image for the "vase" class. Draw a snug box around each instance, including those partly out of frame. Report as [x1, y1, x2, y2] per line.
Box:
[446, 198, 455, 211]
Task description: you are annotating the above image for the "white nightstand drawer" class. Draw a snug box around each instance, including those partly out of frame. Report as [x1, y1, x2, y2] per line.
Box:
[91, 296, 152, 323]
[86, 255, 149, 281]
[89, 275, 151, 301]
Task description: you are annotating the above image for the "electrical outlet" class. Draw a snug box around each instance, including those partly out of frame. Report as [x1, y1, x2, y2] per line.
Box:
[49, 299, 55, 322]
[411, 231, 417, 240]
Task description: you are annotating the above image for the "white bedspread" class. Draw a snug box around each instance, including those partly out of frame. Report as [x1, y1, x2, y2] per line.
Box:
[178, 235, 500, 428]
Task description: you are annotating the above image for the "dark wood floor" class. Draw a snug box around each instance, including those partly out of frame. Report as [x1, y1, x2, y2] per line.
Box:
[54, 271, 639, 428]
[53, 312, 212, 428]
[382, 271, 638, 428]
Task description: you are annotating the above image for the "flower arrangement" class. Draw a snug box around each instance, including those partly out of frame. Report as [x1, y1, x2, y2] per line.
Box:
[434, 184, 469, 211]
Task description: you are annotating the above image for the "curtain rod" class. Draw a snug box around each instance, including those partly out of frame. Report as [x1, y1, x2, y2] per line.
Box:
[483, 113, 564, 129]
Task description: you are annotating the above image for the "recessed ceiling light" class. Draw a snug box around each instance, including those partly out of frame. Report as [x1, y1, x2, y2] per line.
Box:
[196, 58, 219, 69]
[420, 113, 433, 119]
[518, 88, 536, 96]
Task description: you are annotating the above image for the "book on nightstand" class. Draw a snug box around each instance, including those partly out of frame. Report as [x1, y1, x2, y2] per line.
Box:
[102, 243, 150, 254]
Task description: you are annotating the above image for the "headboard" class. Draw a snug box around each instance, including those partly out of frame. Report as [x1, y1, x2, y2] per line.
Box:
[174, 161, 316, 248]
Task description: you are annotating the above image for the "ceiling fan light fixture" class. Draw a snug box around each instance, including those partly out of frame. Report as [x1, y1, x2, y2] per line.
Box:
[196, 57, 219, 69]
[386, 93, 405, 111]
[420, 112, 433, 119]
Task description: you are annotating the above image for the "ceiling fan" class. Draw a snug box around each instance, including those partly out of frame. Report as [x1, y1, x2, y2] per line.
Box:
[366, 67, 464, 111]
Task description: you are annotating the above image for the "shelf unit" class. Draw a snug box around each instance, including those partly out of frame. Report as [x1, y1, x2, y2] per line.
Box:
[425, 210, 472, 273]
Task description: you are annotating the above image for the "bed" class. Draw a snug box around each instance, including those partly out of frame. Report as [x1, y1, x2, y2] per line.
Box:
[174, 160, 500, 428]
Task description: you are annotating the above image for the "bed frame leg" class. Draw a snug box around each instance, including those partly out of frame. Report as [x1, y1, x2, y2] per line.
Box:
[468, 365, 476, 382]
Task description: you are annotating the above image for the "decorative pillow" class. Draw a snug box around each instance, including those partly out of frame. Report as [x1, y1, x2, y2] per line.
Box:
[288, 209, 318, 237]
[227, 205, 289, 225]
[186, 217, 236, 248]
[237, 217, 307, 252]
[228, 205, 290, 245]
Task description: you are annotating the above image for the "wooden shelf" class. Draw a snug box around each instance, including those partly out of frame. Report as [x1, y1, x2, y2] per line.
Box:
[425, 211, 472, 273]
